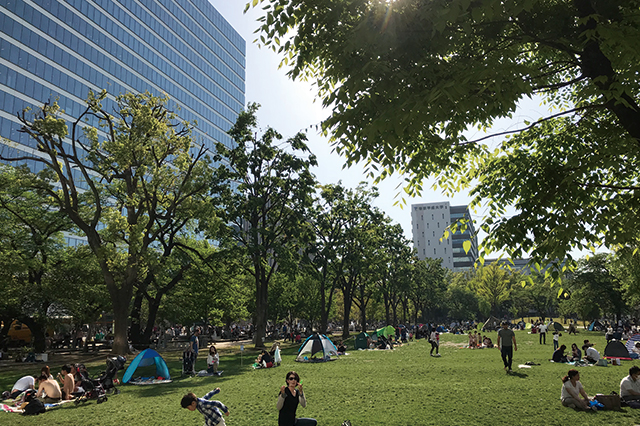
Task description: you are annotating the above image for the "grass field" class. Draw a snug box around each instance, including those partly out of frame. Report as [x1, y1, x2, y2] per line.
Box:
[2, 329, 640, 425]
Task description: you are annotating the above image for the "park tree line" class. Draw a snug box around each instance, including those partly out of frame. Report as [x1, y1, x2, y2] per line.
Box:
[2, 92, 640, 354]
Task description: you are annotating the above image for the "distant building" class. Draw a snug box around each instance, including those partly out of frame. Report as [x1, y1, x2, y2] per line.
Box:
[411, 201, 478, 272]
[484, 258, 532, 272]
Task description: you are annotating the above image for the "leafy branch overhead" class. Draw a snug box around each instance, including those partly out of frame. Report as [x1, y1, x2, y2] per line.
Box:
[249, 0, 640, 271]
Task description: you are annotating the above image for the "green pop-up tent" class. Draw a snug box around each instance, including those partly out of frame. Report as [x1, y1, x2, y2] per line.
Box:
[376, 325, 395, 339]
[355, 332, 370, 349]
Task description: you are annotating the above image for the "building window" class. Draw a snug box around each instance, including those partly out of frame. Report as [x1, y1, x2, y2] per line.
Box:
[434, 248, 436, 255]
[427, 223, 429, 228]
[421, 215, 423, 220]
[418, 240, 420, 246]
[432, 214, 434, 220]
[437, 222, 440, 228]
[423, 249, 426, 255]
[433, 231, 435, 237]
[442, 213, 445, 219]
[428, 240, 430, 246]
[444, 248, 447, 254]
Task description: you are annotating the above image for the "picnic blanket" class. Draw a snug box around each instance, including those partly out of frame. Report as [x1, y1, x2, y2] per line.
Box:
[127, 377, 172, 385]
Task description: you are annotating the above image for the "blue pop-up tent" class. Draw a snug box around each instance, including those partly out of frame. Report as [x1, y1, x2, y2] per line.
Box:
[122, 348, 171, 383]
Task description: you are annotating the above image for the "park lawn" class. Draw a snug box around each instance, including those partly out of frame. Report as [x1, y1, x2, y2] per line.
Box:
[2, 330, 640, 425]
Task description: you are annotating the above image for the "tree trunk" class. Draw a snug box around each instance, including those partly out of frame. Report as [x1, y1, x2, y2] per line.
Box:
[21, 317, 47, 353]
[341, 281, 354, 340]
[110, 287, 133, 355]
[129, 290, 144, 346]
[254, 277, 268, 348]
[143, 297, 162, 346]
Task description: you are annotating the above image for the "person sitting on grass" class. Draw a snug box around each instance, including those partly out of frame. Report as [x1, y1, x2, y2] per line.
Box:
[552, 345, 569, 363]
[620, 365, 640, 402]
[561, 369, 596, 411]
[181, 387, 229, 426]
[6, 375, 35, 400]
[582, 344, 601, 363]
[257, 350, 273, 368]
[207, 345, 220, 375]
[35, 374, 62, 403]
[570, 343, 582, 362]
[58, 365, 75, 400]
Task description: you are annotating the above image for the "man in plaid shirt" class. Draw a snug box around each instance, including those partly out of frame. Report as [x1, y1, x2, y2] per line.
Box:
[181, 387, 229, 426]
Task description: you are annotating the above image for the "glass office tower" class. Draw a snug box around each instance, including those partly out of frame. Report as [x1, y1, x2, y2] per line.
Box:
[0, 0, 245, 169]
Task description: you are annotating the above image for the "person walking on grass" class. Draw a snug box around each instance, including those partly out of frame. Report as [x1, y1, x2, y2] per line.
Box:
[430, 327, 440, 357]
[538, 321, 547, 344]
[181, 387, 229, 426]
[497, 321, 517, 373]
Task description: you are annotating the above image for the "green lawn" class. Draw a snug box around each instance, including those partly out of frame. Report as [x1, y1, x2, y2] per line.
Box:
[2, 330, 640, 425]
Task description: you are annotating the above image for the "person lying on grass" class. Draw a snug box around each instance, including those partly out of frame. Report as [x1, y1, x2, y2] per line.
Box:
[561, 369, 596, 411]
[181, 387, 229, 426]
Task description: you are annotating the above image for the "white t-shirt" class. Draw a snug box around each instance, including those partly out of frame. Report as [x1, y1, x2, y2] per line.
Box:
[539, 324, 547, 333]
[561, 380, 584, 400]
[207, 353, 219, 365]
[586, 347, 600, 361]
[620, 375, 640, 398]
[12, 375, 35, 391]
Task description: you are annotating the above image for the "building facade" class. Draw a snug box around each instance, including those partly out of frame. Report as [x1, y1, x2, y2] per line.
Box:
[411, 201, 479, 272]
[0, 0, 245, 245]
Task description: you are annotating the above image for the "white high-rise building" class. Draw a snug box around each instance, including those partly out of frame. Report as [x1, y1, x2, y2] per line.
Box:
[411, 201, 478, 271]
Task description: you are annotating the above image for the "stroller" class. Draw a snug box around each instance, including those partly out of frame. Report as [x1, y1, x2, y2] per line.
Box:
[182, 350, 195, 376]
[74, 356, 126, 405]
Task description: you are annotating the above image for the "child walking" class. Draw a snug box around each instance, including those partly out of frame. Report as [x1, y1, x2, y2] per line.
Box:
[181, 387, 229, 426]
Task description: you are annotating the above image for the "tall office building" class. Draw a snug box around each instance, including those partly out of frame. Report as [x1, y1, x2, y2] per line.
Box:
[411, 201, 478, 272]
[0, 0, 245, 244]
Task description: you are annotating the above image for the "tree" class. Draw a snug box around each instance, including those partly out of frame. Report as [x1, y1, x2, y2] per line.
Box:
[1, 91, 215, 354]
[250, 0, 640, 270]
[469, 264, 513, 317]
[305, 183, 353, 334]
[445, 272, 480, 321]
[212, 103, 317, 348]
[410, 257, 448, 323]
[560, 254, 626, 322]
[374, 224, 414, 325]
[0, 165, 73, 352]
[614, 245, 640, 312]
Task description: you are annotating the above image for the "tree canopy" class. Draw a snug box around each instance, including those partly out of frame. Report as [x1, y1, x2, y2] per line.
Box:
[0, 91, 215, 354]
[250, 0, 640, 269]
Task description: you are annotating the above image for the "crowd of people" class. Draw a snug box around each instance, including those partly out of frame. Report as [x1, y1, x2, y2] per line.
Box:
[2, 362, 93, 404]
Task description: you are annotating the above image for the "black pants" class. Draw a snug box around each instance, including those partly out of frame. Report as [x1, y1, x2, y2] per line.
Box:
[430, 341, 439, 355]
[501, 345, 513, 369]
[539, 332, 546, 344]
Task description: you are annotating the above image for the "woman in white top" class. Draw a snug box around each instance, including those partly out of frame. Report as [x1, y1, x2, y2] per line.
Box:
[207, 345, 219, 375]
[561, 369, 593, 410]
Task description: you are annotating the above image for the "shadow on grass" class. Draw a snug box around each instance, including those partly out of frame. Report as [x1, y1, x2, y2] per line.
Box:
[507, 371, 528, 378]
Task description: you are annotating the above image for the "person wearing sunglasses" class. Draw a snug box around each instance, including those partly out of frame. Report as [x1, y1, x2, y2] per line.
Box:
[277, 371, 317, 426]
